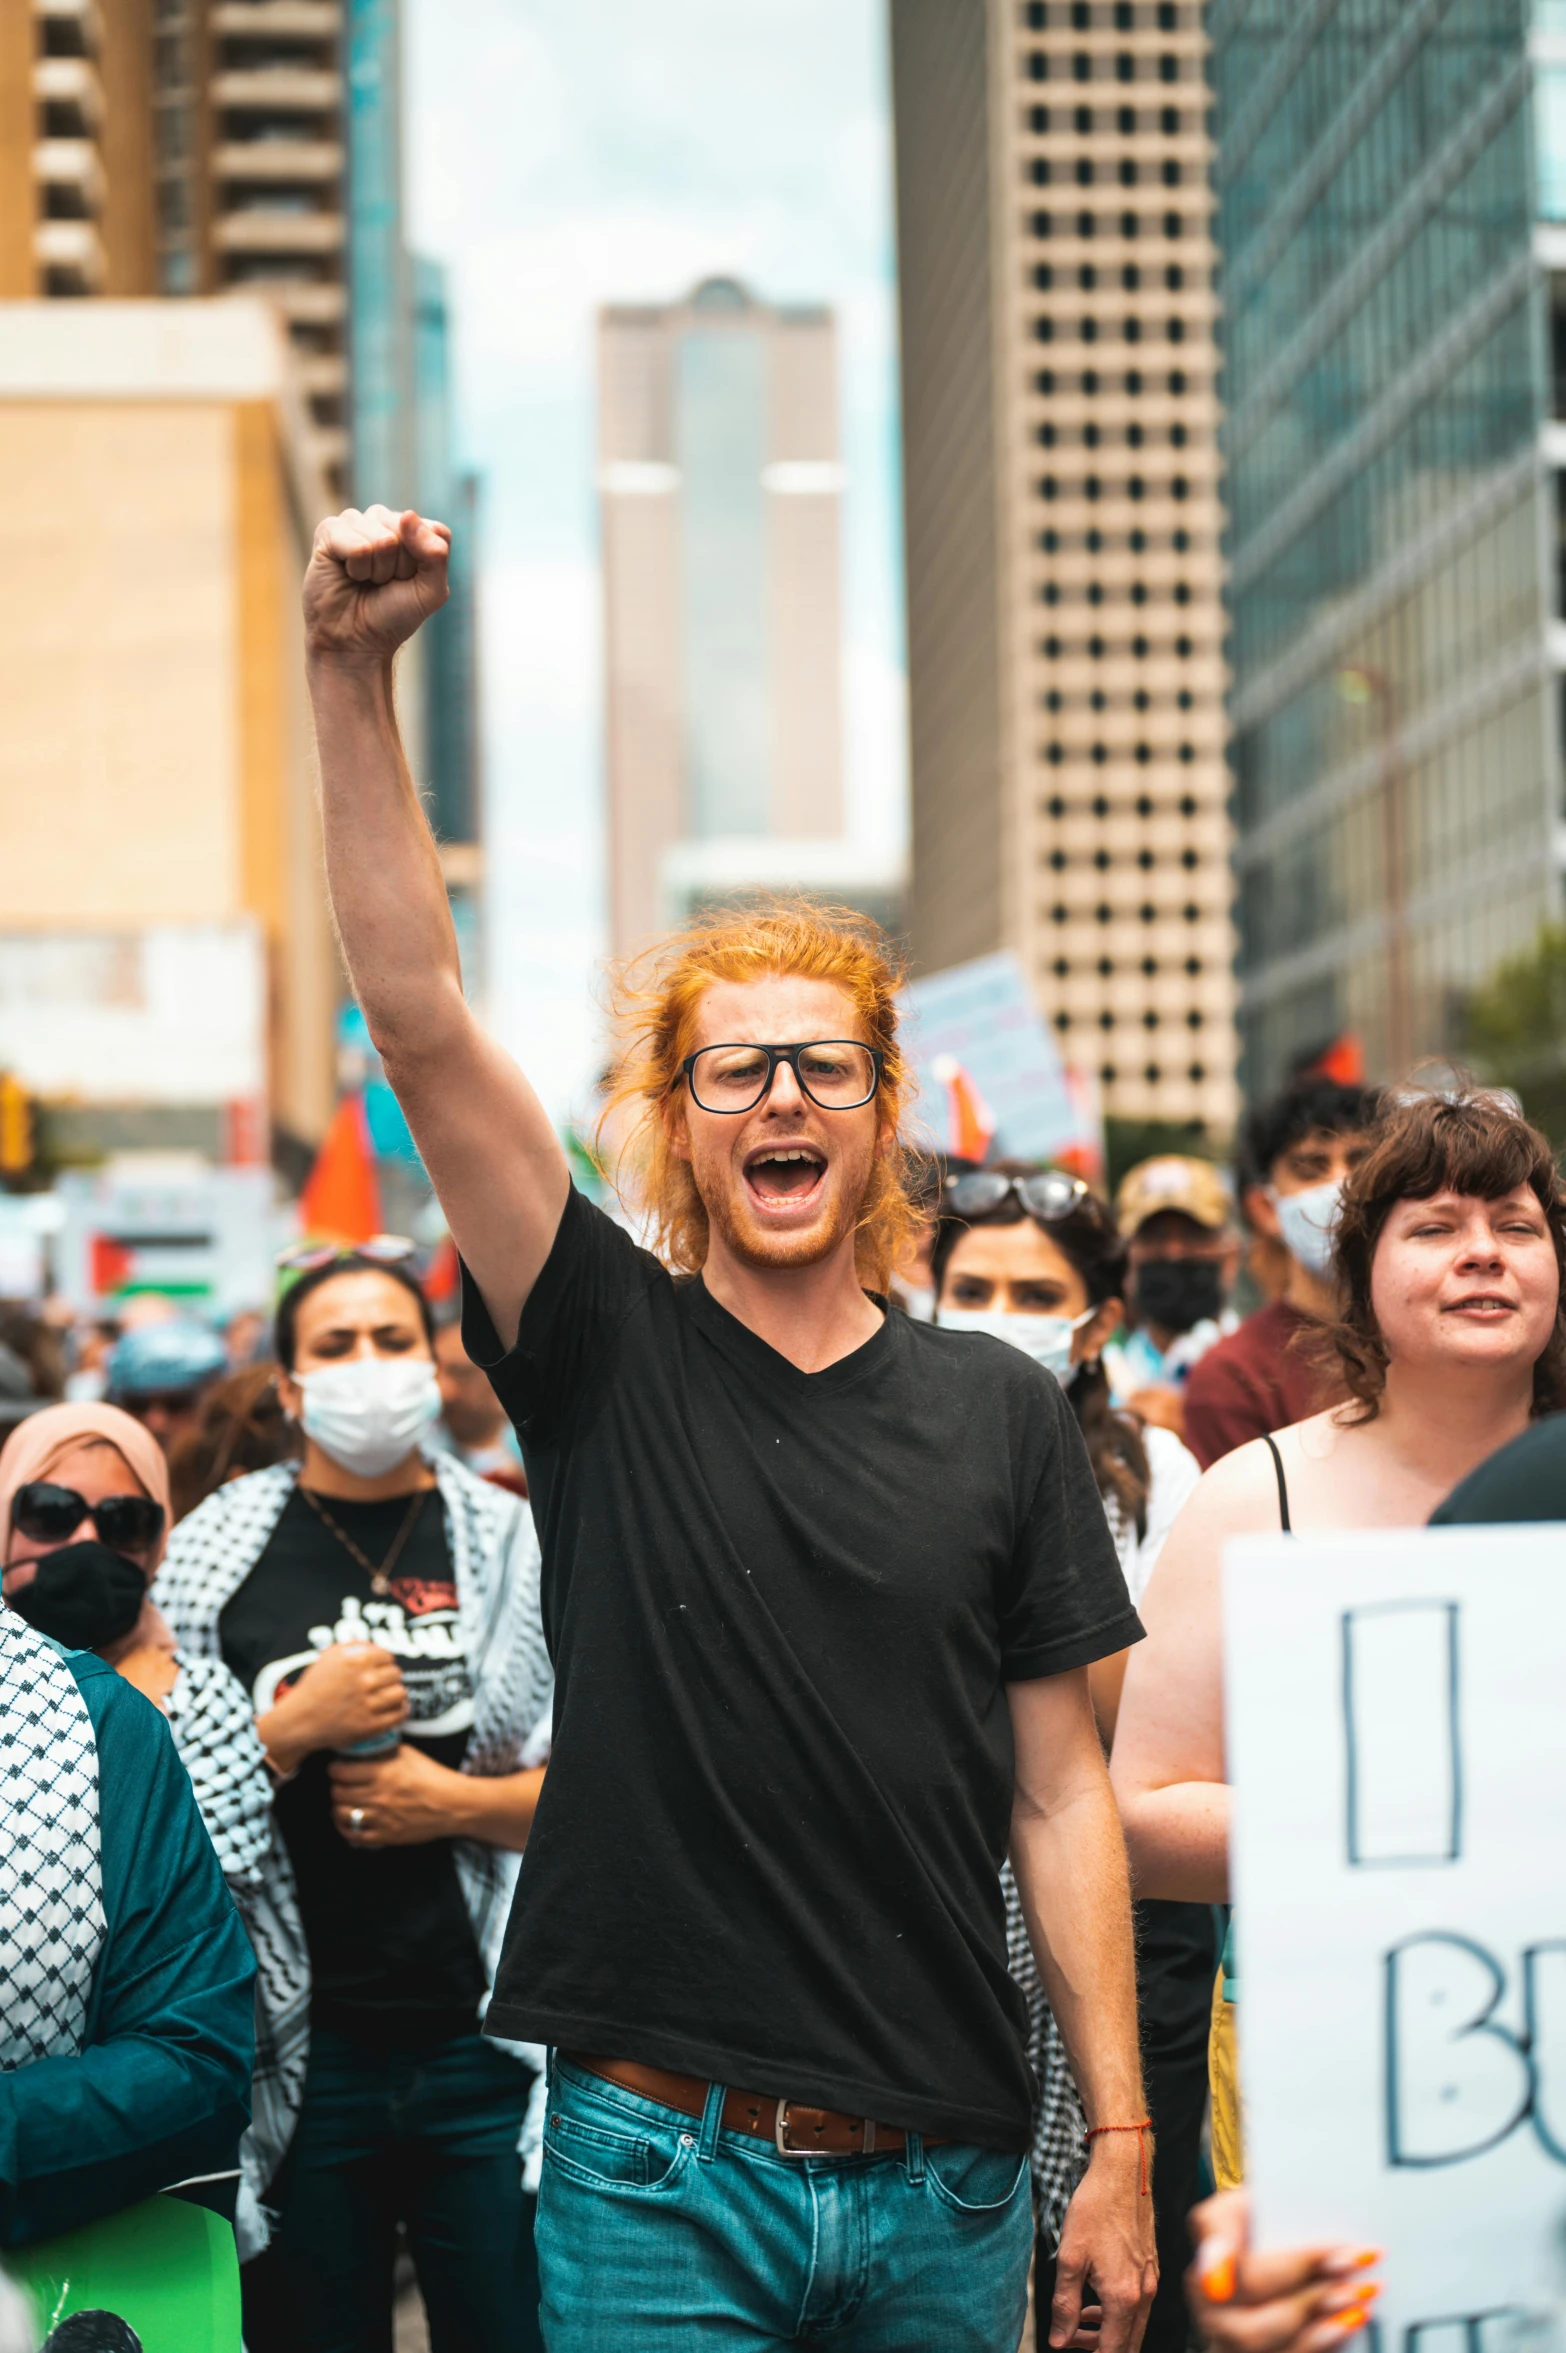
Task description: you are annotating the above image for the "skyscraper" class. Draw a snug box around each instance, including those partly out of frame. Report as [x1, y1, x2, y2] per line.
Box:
[1210, 2, 1562, 1093]
[889, 0, 1236, 1138]
[3, 2, 351, 488]
[0, 2, 479, 875]
[600, 278, 886, 959]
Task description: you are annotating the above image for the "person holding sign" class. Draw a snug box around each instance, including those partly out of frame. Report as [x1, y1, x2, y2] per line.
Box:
[1110, 1087, 1566, 2185]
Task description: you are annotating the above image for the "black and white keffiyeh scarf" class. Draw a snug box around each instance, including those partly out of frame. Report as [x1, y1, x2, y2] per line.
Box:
[156, 1453, 554, 2256]
[0, 1609, 104, 2073]
[1007, 1483, 1148, 2248]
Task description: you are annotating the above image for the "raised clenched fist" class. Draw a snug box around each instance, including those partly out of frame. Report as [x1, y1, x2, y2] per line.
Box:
[304, 503, 451, 665]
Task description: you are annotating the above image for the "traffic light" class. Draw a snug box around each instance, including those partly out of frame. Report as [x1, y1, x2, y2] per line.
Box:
[0, 1074, 34, 1176]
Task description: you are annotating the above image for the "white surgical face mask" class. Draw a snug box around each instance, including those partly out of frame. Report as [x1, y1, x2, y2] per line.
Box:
[298, 1355, 441, 1480]
[1270, 1177, 1342, 1281]
[937, 1304, 1096, 1386]
[897, 1284, 937, 1325]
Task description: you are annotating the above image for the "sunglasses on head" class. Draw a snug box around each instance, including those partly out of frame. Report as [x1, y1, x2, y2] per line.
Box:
[10, 1482, 165, 1557]
[277, 1236, 418, 1275]
[943, 1170, 1097, 1222]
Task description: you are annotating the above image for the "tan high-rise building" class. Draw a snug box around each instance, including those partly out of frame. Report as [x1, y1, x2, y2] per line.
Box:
[0, 298, 337, 1157]
[0, 0, 348, 487]
[600, 277, 882, 960]
[890, 0, 1236, 1135]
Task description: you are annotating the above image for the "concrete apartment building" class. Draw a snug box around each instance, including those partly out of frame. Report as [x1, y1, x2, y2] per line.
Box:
[1210, 1, 1566, 1095]
[0, 0, 483, 1133]
[0, 300, 336, 1160]
[889, 0, 1236, 1137]
[600, 277, 896, 959]
[0, 0, 350, 486]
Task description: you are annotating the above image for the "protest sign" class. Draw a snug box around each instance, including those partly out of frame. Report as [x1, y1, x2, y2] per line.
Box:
[1225, 1525, 1566, 2353]
[900, 950, 1085, 1163]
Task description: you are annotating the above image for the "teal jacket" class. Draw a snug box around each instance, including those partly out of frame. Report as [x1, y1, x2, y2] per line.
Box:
[0, 1653, 257, 2247]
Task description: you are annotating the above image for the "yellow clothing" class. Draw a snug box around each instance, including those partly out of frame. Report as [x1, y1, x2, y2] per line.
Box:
[1209, 1968, 1244, 2188]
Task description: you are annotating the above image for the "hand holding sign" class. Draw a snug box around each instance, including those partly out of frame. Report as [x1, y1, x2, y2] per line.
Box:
[1224, 1527, 1566, 2353]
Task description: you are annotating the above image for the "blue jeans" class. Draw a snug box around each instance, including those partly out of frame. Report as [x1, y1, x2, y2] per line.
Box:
[242, 2026, 542, 2353]
[536, 2057, 1032, 2350]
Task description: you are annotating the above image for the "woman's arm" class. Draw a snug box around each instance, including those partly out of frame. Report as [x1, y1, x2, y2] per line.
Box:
[327, 1744, 545, 1852]
[1109, 1441, 1276, 1901]
[0, 1666, 256, 2248]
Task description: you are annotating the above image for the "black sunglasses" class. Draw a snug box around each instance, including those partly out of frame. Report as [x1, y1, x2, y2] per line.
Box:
[943, 1170, 1097, 1222]
[10, 1482, 165, 1557]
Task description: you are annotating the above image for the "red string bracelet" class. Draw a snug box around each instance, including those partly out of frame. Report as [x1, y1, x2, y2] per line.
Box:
[1084, 2120, 1153, 2194]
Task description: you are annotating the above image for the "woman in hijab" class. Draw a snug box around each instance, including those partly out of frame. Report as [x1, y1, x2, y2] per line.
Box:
[0, 1408, 256, 2248]
[0, 1403, 273, 1924]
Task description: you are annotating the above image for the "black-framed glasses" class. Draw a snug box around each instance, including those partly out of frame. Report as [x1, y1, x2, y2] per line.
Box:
[11, 1482, 165, 1557]
[679, 1041, 884, 1116]
[943, 1170, 1095, 1222]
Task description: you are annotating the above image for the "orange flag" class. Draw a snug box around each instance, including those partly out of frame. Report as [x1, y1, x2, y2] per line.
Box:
[300, 1094, 383, 1243]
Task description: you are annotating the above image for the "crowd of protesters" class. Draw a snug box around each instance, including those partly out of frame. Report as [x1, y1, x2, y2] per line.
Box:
[1, 493, 1561, 2353]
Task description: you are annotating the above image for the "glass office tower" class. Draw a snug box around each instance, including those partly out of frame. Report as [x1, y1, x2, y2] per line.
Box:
[1211, 0, 1566, 1092]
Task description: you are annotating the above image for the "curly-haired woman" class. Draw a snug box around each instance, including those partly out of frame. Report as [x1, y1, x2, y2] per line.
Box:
[1112, 1083, 1566, 2213]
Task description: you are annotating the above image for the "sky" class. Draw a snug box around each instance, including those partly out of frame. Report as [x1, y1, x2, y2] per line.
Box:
[404, 0, 907, 1126]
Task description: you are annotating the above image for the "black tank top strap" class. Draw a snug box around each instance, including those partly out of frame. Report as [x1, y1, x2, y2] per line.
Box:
[1261, 1432, 1292, 1534]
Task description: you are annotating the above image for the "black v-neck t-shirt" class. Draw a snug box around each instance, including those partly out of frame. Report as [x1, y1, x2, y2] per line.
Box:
[463, 1186, 1140, 2148]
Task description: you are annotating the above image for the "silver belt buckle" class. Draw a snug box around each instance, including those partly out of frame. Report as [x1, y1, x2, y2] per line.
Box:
[773, 2100, 875, 2158]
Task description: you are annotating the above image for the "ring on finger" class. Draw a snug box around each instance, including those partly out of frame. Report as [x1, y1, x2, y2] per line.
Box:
[349, 1806, 367, 1837]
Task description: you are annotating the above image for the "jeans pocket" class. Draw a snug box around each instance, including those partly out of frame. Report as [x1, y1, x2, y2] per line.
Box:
[923, 2143, 1031, 2217]
[543, 2106, 695, 2195]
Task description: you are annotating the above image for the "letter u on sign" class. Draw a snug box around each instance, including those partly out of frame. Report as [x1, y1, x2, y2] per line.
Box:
[1342, 1602, 1461, 1868]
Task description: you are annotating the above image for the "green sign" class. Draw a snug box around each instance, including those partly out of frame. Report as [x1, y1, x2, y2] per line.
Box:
[4, 2195, 239, 2351]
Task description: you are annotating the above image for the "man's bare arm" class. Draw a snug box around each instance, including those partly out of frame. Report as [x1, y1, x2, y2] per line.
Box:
[304, 505, 568, 1345]
[1009, 1669, 1157, 2353]
[1109, 1445, 1275, 1903]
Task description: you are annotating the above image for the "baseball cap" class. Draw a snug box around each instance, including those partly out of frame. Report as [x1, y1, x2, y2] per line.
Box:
[1115, 1155, 1232, 1239]
[106, 1319, 227, 1401]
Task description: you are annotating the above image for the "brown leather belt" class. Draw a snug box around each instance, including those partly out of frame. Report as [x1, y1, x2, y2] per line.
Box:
[569, 2054, 948, 2159]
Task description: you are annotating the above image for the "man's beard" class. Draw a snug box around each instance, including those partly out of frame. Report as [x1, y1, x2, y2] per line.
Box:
[699, 1154, 873, 1274]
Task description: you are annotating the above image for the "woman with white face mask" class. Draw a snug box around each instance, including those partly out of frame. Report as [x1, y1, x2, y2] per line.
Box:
[933, 1166, 1204, 2353]
[154, 1244, 554, 2353]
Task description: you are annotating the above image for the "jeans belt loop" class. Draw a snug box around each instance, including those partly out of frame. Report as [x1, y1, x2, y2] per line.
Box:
[698, 2078, 725, 2165]
[905, 2127, 925, 2187]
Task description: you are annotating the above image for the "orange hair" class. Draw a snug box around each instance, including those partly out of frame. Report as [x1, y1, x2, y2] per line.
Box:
[598, 898, 923, 1289]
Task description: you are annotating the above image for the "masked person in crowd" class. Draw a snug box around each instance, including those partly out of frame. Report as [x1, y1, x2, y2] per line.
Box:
[299, 503, 1155, 2353]
[1, 1402, 274, 1974]
[430, 1313, 526, 1493]
[1182, 1074, 1383, 1470]
[1112, 1087, 1565, 2191]
[0, 1427, 256, 2246]
[154, 1243, 553, 2353]
[933, 1166, 1205, 2353]
[106, 1321, 229, 1458]
[1103, 1157, 1238, 1439]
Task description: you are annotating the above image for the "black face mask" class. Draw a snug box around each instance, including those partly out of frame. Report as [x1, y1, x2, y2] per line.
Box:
[1133, 1256, 1225, 1336]
[8, 1541, 147, 1652]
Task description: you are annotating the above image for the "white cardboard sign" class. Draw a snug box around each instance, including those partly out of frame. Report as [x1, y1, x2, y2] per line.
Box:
[1224, 1526, 1566, 2353]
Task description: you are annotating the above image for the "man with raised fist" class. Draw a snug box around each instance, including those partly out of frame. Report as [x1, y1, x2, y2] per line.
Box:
[302, 506, 1156, 2353]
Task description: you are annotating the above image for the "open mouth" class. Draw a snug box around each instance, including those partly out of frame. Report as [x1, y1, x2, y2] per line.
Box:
[1445, 1295, 1514, 1316]
[743, 1145, 827, 1207]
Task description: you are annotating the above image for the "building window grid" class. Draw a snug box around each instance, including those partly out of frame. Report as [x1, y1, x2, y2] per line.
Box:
[1013, 18, 1227, 1112]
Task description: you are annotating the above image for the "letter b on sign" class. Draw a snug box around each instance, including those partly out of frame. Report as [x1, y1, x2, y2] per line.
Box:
[1387, 1936, 1532, 2167]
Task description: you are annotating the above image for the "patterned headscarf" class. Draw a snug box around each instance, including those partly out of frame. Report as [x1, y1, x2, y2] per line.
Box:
[0, 1401, 172, 1571]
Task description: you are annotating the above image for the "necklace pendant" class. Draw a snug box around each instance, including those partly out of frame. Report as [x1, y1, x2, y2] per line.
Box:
[371, 1574, 390, 1597]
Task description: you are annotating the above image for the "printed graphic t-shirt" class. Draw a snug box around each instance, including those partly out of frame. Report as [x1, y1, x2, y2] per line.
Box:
[220, 1486, 485, 2042]
[463, 1186, 1142, 2150]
